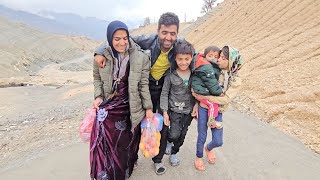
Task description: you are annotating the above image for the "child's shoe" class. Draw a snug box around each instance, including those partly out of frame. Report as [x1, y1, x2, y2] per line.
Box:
[165, 141, 173, 155]
[215, 121, 223, 129]
[207, 117, 216, 128]
[154, 162, 166, 175]
[207, 118, 223, 129]
[169, 154, 180, 166]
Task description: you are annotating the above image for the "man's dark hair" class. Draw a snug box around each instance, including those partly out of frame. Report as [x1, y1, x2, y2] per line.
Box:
[204, 46, 220, 57]
[158, 12, 180, 32]
[174, 40, 195, 55]
[221, 46, 229, 59]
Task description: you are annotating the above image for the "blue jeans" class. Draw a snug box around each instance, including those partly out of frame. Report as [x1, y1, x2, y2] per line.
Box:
[196, 106, 223, 158]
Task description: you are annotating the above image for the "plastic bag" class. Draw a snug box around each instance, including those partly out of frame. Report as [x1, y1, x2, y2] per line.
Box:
[140, 113, 163, 131]
[139, 113, 163, 158]
[79, 108, 96, 142]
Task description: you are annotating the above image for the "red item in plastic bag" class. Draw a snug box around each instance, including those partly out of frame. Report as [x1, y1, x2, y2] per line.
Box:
[79, 108, 96, 142]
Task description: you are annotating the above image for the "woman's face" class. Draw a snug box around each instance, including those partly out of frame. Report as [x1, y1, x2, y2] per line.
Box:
[205, 50, 220, 62]
[217, 51, 229, 70]
[112, 29, 128, 53]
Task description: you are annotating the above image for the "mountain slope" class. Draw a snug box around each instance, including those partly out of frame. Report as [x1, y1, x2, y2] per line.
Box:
[185, 0, 320, 153]
[0, 16, 98, 83]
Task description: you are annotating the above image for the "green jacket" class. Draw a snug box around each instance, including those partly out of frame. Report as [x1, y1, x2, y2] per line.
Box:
[190, 53, 222, 96]
[199, 46, 244, 112]
[93, 39, 153, 129]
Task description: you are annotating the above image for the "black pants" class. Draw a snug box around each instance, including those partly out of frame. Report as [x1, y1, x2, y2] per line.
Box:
[167, 111, 192, 154]
[149, 77, 164, 114]
[152, 125, 169, 163]
[149, 77, 168, 163]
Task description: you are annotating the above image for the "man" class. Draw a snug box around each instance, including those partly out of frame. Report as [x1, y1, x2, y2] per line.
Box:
[94, 12, 181, 175]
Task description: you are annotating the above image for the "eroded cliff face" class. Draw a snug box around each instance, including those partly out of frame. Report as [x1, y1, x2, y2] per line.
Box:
[186, 0, 320, 153]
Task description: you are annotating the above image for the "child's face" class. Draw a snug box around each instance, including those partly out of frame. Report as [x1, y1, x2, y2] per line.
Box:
[205, 51, 220, 61]
[175, 54, 192, 71]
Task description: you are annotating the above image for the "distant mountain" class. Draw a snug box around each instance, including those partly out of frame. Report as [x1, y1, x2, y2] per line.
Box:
[0, 5, 140, 40]
[37, 10, 109, 40]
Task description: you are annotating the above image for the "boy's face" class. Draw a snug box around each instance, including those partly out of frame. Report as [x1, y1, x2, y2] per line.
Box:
[175, 54, 192, 71]
[205, 50, 220, 61]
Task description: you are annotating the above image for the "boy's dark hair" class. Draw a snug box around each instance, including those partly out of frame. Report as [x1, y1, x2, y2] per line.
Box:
[221, 46, 229, 59]
[204, 46, 220, 57]
[158, 12, 180, 32]
[174, 40, 195, 55]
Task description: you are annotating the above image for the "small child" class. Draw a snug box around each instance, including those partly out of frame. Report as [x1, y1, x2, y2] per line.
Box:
[160, 40, 195, 167]
[190, 47, 223, 128]
[202, 46, 222, 128]
[204, 46, 220, 62]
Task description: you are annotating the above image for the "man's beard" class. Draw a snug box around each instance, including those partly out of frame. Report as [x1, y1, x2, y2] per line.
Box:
[160, 40, 174, 51]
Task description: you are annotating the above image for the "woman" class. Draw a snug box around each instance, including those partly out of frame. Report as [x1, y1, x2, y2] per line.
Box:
[193, 46, 244, 171]
[90, 20, 153, 180]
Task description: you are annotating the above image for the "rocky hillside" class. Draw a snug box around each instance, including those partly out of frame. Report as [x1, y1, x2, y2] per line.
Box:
[185, 0, 320, 153]
[0, 16, 98, 85]
[0, 16, 98, 168]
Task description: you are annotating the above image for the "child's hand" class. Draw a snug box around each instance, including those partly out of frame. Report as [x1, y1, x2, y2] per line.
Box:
[163, 112, 170, 126]
[191, 103, 198, 119]
[95, 55, 107, 68]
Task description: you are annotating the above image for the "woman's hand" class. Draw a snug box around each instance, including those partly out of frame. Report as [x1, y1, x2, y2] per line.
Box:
[93, 97, 103, 110]
[192, 92, 206, 101]
[163, 111, 170, 126]
[145, 109, 154, 120]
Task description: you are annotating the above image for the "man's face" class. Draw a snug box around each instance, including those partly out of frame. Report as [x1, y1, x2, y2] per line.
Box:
[175, 54, 192, 71]
[158, 24, 178, 52]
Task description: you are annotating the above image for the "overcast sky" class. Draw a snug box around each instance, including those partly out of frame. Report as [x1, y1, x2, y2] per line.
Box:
[0, 0, 223, 22]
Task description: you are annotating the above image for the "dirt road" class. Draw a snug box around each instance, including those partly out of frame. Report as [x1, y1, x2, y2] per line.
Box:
[1, 109, 319, 180]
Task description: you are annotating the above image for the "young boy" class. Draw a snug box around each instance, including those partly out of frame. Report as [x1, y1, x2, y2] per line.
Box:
[204, 46, 220, 62]
[160, 40, 195, 166]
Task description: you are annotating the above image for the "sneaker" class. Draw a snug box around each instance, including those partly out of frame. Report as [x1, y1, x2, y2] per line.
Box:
[169, 154, 180, 166]
[165, 142, 173, 155]
[154, 162, 166, 175]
